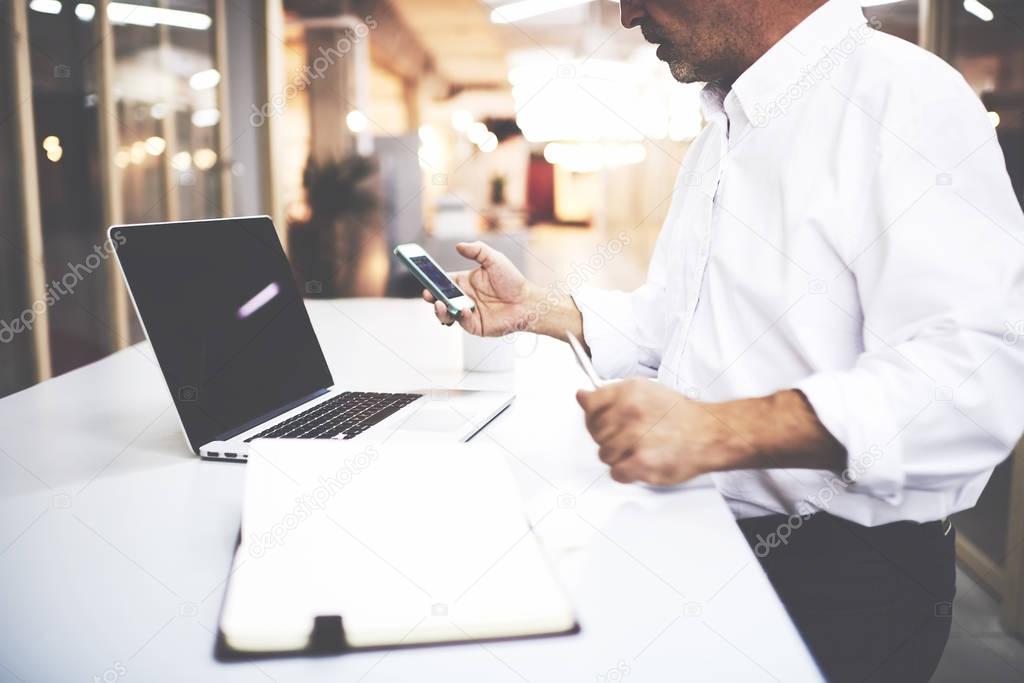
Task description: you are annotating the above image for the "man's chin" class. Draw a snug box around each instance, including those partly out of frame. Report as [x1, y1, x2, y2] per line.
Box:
[665, 59, 700, 84]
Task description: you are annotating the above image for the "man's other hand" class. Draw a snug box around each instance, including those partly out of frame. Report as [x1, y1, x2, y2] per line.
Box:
[576, 379, 742, 485]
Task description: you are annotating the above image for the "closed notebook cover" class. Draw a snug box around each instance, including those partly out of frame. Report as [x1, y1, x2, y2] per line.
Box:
[217, 438, 577, 656]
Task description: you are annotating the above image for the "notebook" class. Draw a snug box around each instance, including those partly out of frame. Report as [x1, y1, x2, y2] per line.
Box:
[217, 438, 577, 657]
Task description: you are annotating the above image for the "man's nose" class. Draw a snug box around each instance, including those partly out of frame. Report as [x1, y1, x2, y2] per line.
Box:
[619, 0, 645, 29]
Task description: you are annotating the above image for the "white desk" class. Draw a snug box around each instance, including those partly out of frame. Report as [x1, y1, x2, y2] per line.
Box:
[0, 299, 823, 682]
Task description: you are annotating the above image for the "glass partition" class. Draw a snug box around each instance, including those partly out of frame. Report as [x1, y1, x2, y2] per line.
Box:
[945, 0, 1024, 202]
[944, 0, 1024, 590]
[25, 0, 111, 376]
[110, 0, 224, 222]
[21, 0, 230, 379]
[0, 9, 35, 396]
[866, 0, 921, 44]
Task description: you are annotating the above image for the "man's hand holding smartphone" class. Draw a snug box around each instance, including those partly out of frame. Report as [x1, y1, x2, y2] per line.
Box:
[412, 241, 584, 340]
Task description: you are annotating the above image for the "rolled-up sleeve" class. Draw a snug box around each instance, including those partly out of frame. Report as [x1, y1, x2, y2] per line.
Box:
[796, 74, 1024, 507]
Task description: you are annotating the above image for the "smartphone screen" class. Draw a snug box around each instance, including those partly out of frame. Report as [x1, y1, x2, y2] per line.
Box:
[411, 255, 464, 299]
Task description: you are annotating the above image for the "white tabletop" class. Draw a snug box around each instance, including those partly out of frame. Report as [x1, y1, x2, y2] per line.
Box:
[0, 299, 823, 682]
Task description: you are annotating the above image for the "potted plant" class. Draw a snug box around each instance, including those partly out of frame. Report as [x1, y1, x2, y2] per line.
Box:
[288, 154, 381, 298]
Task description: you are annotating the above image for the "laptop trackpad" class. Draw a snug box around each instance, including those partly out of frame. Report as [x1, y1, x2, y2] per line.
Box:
[399, 403, 475, 432]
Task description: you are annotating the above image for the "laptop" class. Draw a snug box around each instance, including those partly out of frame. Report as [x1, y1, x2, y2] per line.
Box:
[109, 216, 514, 460]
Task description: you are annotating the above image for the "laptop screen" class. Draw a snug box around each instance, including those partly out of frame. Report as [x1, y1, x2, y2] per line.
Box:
[112, 217, 333, 452]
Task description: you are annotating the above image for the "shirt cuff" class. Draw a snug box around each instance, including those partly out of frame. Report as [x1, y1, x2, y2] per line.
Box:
[571, 287, 649, 379]
[793, 370, 906, 505]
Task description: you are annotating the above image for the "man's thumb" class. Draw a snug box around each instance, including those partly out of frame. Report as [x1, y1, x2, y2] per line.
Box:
[456, 241, 495, 267]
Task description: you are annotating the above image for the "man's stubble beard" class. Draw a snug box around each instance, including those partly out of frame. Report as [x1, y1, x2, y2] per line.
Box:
[660, 28, 742, 85]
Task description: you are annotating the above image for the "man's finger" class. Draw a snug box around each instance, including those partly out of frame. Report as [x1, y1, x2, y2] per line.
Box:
[576, 383, 620, 417]
[598, 444, 632, 466]
[591, 415, 627, 447]
[610, 458, 643, 484]
[576, 388, 595, 411]
[422, 289, 436, 303]
[434, 300, 455, 326]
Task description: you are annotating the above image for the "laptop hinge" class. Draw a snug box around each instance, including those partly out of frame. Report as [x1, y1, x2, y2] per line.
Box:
[213, 387, 331, 443]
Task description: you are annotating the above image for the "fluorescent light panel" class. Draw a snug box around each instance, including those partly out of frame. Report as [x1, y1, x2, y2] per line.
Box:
[35, 2, 212, 30]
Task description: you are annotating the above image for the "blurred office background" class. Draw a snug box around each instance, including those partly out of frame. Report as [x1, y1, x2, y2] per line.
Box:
[1, 0, 1023, 672]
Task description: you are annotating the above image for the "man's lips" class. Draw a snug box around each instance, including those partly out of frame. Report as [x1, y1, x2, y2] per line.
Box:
[640, 22, 671, 59]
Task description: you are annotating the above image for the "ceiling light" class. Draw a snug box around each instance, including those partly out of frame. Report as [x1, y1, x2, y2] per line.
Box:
[107, 2, 211, 30]
[129, 141, 147, 165]
[188, 68, 220, 91]
[478, 132, 499, 153]
[451, 110, 474, 133]
[74, 3, 95, 20]
[467, 122, 489, 145]
[144, 136, 166, 156]
[346, 110, 368, 133]
[193, 148, 217, 171]
[30, 1, 62, 15]
[191, 108, 220, 128]
[543, 142, 647, 173]
[171, 151, 192, 171]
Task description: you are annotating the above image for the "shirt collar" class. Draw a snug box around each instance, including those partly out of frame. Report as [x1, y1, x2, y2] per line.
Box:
[700, 0, 869, 128]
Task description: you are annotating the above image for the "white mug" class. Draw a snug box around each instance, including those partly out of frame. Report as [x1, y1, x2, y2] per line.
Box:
[462, 331, 516, 372]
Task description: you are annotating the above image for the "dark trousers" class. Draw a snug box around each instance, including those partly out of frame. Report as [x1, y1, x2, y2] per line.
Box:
[738, 512, 956, 683]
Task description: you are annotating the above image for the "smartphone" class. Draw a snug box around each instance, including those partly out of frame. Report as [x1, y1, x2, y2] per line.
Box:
[394, 243, 476, 317]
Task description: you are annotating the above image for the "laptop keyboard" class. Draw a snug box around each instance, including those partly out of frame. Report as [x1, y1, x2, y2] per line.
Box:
[245, 391, 422, 442]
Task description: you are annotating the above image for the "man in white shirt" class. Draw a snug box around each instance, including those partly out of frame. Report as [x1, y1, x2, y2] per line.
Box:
[422, 0, 1024, 680]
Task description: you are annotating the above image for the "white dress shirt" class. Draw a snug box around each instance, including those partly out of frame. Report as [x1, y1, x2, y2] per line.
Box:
[574, 0, 1024, 525]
